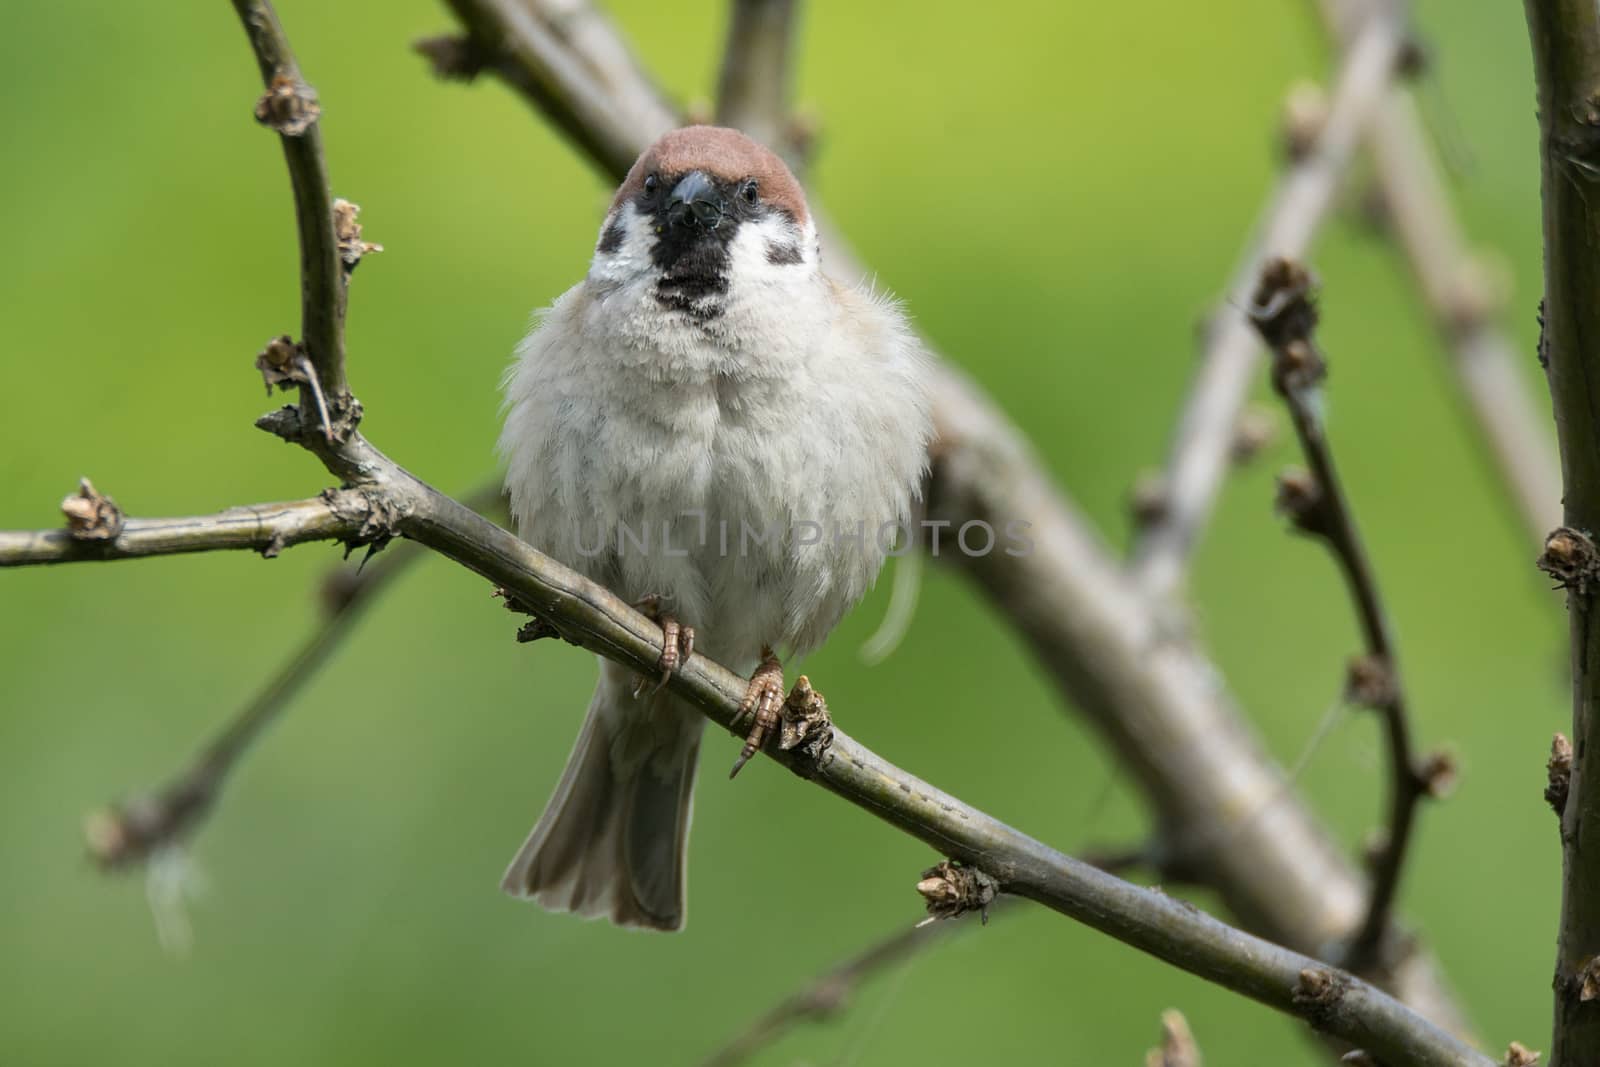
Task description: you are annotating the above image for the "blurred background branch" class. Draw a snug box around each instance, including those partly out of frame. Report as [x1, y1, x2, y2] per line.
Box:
[1127, 5, 1410, 600]
[713, 0, 802, 162]
[77, 485, 508, 868]
[1321, 0, 1560, 546]
[1247, 257, 1436, 972]
[701, 904, 1007, 1067]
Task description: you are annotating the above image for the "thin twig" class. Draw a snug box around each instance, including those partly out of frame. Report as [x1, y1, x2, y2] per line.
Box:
[293, 353, 334, 445]
[927, 364, 1382, 973]
[80, 484, 508, 868]
[1246, 258, 1431, 972]
[1520, 1, 1600, 1059]
[701, 904, 1006, 1067]
[428, 0, 1472, 1035]
[0, 492, 369, 566]
[1317, 0, 1560, 545]
[85, 563, 388, 868]
[1074, 695, 1350, 889]
[706, 830, 1155, 1067]
[1127, 6, 1408, 600]
[231, 0, 354, 428]
[713, 0, 801, 156]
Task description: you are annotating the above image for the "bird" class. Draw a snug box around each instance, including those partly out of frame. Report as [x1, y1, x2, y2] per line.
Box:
[497, 125, 932, 930]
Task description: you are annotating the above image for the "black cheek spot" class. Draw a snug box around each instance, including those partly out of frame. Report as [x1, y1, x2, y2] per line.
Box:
[765, 240, 803, 266]
[597, 221, 625, 255]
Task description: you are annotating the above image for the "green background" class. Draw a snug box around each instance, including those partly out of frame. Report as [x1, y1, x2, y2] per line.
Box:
[0, 1, 1563, 1063]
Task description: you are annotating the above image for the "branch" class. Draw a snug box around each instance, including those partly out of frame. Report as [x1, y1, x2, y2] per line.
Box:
[11, 443, 1490, 1063]
[1520, 2, 1600, 1060]
[714, 0, 801, 157]
[78, 484, 507, 867]
[85, 544, 404, 867]
[1127, 7, 1408, 600]
[115, 427, 1511, 1063]
[428, 0, 1473, 1035]
[706, 830, 1152, 1066]
[1318, 0, 1561, 546]
[0, 490, 370, 567]
[701, 903, 1007, 1067]
[436, 0, 674, 177]
[1247, 258, 1435, 972]
[231, 0, 355, 429]
[927, 355, 1478, 1032]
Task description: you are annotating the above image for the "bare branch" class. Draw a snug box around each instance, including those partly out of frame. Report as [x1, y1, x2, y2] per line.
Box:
[78, 484, 507, 868]
[714, 0, 801, 156]
[1520, 1, 1600, 1059]
[1318, 0, 1560, 545]
[20, 433, 1489, 1062]
[230, 1, 355, 428]
[701, 904, 1006, 1067]
[924, 363, 1355, 921]
[705, 834, 1185, 1064]
[252, 429, 1506, 1064]
[706, 826, 1216, 1065]
[0, 491, 372, 567]
[84, 548, 401, 869]
[429, 0, 1472, 1036]
[1128, 7, 1409, 599]
[1247, 258, 1432, 972]
[437, 0, 674, 177]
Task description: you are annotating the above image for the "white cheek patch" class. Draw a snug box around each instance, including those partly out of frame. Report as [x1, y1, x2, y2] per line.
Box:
[587, 202, 659, 289]
[727, 213, 817, 290]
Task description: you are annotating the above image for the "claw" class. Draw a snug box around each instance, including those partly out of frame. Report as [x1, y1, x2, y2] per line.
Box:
[635, 595, 693, 698]
[730, 648, 785, 778]
[656, 614, 682, 687]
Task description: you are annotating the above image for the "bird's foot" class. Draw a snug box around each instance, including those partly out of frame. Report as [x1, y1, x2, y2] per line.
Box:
[729, 648, 785, 778]
[635, 595, 694, 698]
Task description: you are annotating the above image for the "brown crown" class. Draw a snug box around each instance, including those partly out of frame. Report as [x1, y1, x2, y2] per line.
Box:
[612, 126, 808, 224]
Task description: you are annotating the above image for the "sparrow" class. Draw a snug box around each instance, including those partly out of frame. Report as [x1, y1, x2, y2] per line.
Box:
[497, 125, 932, 930]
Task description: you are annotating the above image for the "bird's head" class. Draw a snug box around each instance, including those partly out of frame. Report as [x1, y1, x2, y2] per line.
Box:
[588, 126, 817, 318]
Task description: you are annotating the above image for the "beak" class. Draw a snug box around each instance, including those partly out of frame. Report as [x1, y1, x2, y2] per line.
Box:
[666, 171, 724, 231]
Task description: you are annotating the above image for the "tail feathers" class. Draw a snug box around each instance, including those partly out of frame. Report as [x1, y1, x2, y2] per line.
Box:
[502, 662, 702, 930]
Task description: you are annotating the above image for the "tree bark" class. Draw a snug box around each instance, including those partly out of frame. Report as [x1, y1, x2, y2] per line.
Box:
[1521, 2, 1600, 1062]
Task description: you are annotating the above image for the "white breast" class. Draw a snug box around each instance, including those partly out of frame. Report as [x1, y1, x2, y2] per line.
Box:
[500, 209, 931, 672]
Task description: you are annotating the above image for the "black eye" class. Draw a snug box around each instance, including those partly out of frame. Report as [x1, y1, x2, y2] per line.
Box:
[741, 179, 759, 206]
[643, 173, 660, 196]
